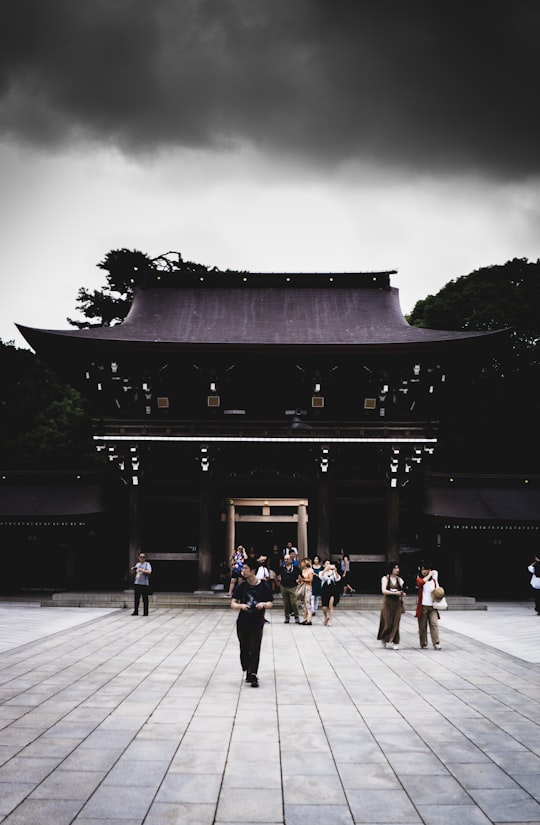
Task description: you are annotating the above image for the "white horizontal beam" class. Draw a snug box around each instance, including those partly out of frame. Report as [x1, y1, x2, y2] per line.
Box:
[94, 434, 437, 445]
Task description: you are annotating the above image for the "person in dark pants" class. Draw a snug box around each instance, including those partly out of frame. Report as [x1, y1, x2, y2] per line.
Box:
[231, 557, 273, 687]
[528, 555, 540, 615]
[131, 553, 152, 616]
[279, 554, 301, 623]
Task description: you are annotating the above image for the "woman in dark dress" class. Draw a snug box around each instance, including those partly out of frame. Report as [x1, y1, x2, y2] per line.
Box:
[318, 560, 341, 627]
[377, 563, 406, 650]
[311, 555, 323, 617]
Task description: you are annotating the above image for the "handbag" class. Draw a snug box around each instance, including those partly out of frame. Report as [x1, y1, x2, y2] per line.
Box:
[432, 583, 448, 611]
[295, 582, 307, 601]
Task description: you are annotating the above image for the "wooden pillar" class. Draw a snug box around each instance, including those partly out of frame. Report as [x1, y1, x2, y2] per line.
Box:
[317, 477, 330, 560]
[298, 502, 308, 558]
[226, 501, 235, 563]
[128, 486, 142, 573]
[387, 485, 400, 563]
[198, 477, 212, 590]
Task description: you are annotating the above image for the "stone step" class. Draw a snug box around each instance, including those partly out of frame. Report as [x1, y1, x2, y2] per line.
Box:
[41, 591, 488, 610]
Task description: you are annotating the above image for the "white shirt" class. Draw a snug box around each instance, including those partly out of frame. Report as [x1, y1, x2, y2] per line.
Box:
[256, 565, 269, 583]
[528, 565, 540, 590]
[421, 570, 439, 606]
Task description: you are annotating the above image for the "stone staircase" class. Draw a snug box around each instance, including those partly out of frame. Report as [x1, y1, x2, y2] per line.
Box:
[33, 591, 488, 610]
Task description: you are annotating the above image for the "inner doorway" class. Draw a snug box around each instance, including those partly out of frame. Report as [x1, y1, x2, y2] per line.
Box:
[224, 497, 309, 560]
[235, 523, 294, 558]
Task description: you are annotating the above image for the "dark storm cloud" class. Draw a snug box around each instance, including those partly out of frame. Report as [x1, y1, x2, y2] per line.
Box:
[1, 0, 539, 177]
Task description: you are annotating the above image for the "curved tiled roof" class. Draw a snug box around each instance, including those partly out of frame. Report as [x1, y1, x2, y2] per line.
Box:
[17, 273, 508, 355]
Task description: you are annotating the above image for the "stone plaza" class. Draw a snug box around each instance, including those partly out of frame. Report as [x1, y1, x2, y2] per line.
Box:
[0, 601, 539, 824]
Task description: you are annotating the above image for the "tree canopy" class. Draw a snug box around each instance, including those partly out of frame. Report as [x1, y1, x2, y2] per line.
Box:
[67, 248, 225, 328]
[0, 339, 95, 468]
[409, 257, 540, 471]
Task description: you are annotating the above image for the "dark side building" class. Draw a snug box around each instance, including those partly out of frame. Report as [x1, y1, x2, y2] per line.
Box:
[15, 268, 510, 594]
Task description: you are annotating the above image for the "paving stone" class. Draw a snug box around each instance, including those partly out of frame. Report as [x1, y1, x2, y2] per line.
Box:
[468, 788, 540, 822]
[144, 802, 216, 824]
[77, 784, 153, 820]
[29, 769, 105, 799]
[0, 783, 35, 816]
[155, 772, 222, 804]
[0, 602, 538, 825]
[215, 788, 283, 822]
[0, 798, 83, 824]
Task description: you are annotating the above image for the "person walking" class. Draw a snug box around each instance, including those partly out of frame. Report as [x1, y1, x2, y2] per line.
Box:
[377, 563, 406, 649]
[231, 557, 273, 687]
[340, 552, 356, 595]
[228, 545, 247, 597]
[527, 555, 540, 615]
[131, 553, 152, 616]
[279, 555, 301, 624]
[256, 554, 270, 584]
[318, 560, 341, 627]
[415, 562, 442, 649]
[298, 557, 314, 625]
[269, 545, 282, 593]
[311, 555, 323, 617]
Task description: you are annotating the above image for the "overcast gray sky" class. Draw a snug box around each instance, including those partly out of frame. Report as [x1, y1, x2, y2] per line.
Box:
[1, 0, 539, 346]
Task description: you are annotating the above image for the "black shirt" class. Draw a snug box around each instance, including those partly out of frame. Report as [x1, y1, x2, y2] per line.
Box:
[233, 579, 273, 627]
[280, 564, 300, 588]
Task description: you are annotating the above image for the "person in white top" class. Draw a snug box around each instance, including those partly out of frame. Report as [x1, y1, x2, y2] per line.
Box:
[415, 563, 442, 649]
[318, 560, 341, 627]
[131, 553, 152, 616]
[256, 554, 270, 584]
[283, 541, 298, 557]
[527, 555, 540, 615]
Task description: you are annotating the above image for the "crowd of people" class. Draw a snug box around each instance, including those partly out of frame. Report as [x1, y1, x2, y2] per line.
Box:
[228, 543, 451, 688]
[131, 544, 538, 690]
[228, 543, 355, 626]
[132, 547, 540, 693]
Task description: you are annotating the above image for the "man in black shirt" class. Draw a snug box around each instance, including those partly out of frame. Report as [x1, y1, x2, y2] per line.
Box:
[231, 556, 273, 688]
[279, 555, 301, 624]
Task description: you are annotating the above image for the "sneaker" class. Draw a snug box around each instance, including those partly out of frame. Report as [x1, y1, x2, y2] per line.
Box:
[434, 644, 442, 650]
[284, 618, 290, 624]
[250, 675, 259, 688]
[392, 643, 400, 650]
[420, 645, 427, 649]
[380, 640, 387, 648]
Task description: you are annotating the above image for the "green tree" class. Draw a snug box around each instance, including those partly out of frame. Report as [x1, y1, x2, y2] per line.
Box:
[67, 248, 155, 328]
[0, 340, 94, 468]
[409, 258, 540, 471]
[67, 248, 219, 328]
